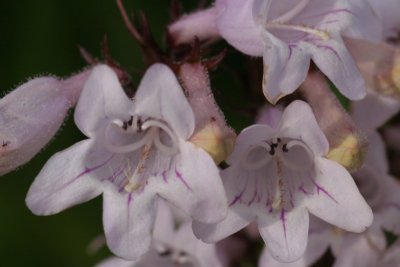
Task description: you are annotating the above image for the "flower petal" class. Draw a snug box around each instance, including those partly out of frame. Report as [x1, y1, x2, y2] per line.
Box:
[259, 247, 306, 267]
[368, 0, 400, 39]
[193, 163, 258, 242]
[258, 206, 309, 262]
[380, 176, 400, 235]
[381, 240, 400, 267]
[96, 257, 136, 267]
[133, 64, 195, 139]
[226, 124, 276, 165]
[152, 141, 227, 224]
[102, 186, 157, 260]
[364, 131, 389, 175]
[152, 200, 175, 244]
[306, 158, 373, 232]
[278, 100, 329, 157]
[193, 207, 253, 243]
[351, 92, 400, 131]
[74, 65, 133, 137]
[262, 33, 311, 104]
[173, 222, 224, 267]
[332, 233, 383, 267]
[306, 34, 366, 100]
[26, 140, 103, 215]
[303, 218, 331, 265]
[256, 105, 284, 129]
[216, 0, 265, 56]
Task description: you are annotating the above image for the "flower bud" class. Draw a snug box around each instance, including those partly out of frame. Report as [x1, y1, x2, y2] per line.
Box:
[178, 63, 236, 164]
[0, 70, 90, 175]
[300, 72, 368, 171]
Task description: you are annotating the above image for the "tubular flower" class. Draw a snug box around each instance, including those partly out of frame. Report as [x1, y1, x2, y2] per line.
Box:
[25, 64, 227, 260]
[259, 95, 400, 267]
[193, 100, 372, 262]
[215, 0, 382, 103]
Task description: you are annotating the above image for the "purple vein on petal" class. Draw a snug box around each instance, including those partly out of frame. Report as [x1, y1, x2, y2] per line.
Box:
[162, 170, 168, 183]
[128, 192, 133, 207]
[315, 44, 341, 61]
[230, 179, 249, 207]
[248, 178, 259, 206]
[280, 208, 287, 238]
[313, 181, 338, 204]
[63, 155, 114, 188]
[102, 166, 125, 183]
[175, 168, 192, 191]
[299, 184, 312, 196]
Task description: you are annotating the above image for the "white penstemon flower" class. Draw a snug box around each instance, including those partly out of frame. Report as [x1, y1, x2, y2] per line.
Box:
[258, 94, 400, 267]
[215, 0, 382, 103]
[193, 100, 373, 262]
[25, 63, 227, 260]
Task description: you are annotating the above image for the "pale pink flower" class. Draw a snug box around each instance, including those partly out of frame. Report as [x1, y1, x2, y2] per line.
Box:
[169, 1, 384, 103]
[193, 100, 372, 262]
[26, 64, 227, 260]
[260, 95, 400, 266]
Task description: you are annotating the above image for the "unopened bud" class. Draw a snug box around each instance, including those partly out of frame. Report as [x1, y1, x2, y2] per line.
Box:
[300, 72, 368, 171]
[0, 70, 90, 175]
[178, 63, 236, 164]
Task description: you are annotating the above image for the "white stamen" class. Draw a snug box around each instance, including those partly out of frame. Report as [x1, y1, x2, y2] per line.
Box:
[102, 122, 157, 154]
[266, 23, 330, 40]
[272, 0, 310, 23]
[142, 120, 179, 156]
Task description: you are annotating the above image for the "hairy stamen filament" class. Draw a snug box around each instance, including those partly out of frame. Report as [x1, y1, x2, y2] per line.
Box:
[124, 142, 153, 192]
[271, 0, 310, 23]
[266, 23, 330, 40]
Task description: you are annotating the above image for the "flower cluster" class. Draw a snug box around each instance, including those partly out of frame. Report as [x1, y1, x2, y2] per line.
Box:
[2, 0, 400, 266]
